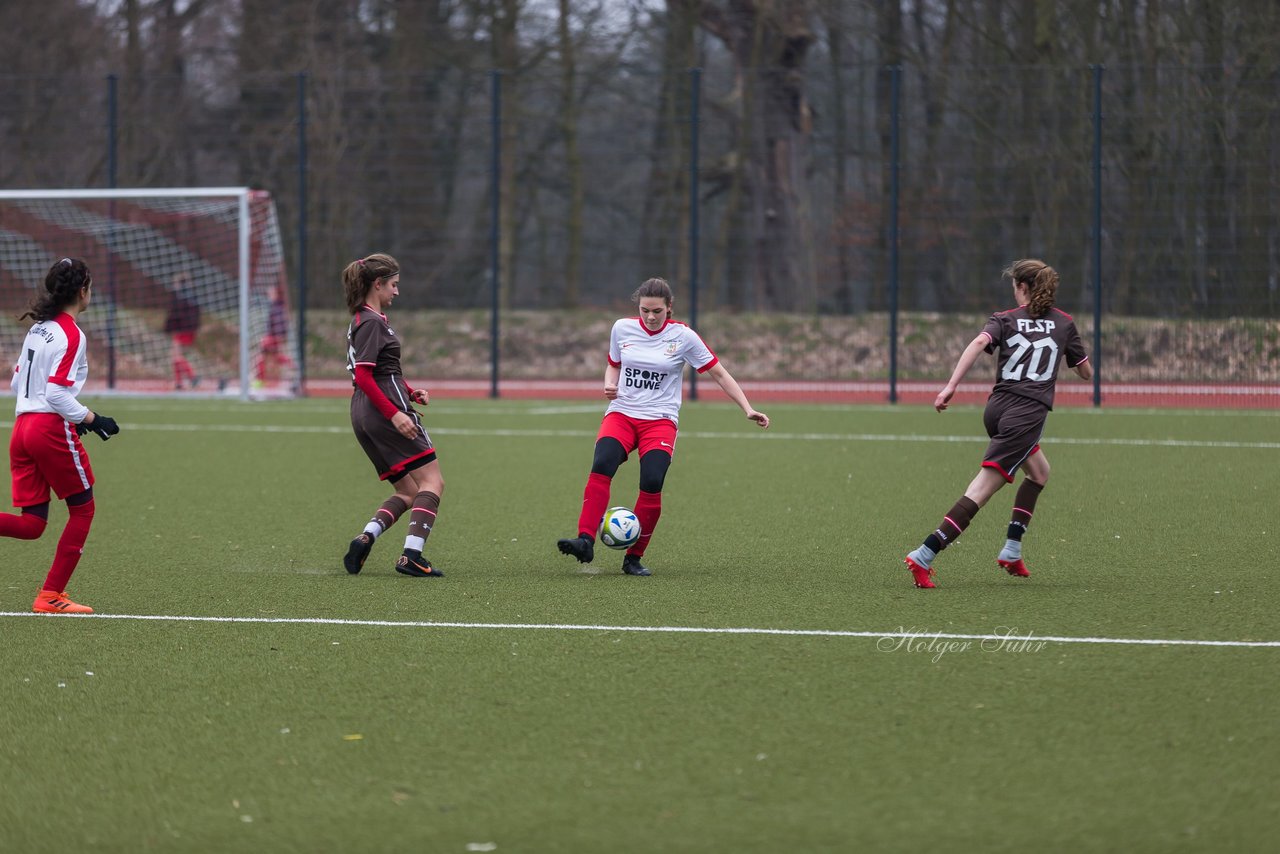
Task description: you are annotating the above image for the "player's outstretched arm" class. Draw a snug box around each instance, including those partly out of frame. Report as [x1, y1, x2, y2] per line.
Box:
[936, 335, 989, 412]
[705, 362, 769, 429]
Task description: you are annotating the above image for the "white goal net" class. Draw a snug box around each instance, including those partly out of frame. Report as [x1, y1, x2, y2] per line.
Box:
[0, 188, 298, 399]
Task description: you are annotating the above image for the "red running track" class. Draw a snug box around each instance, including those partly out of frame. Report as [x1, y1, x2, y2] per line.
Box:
[296, 378, 1280, 409]
[54, 378, 1280, 408]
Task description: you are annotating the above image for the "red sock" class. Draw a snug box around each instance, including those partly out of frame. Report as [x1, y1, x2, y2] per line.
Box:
[42, 499, 94, 593]
[576, 472, 612, 539]
[174, 357, 194, 385]
[0, 511, 47, 540]
[629, 490, 662, 557]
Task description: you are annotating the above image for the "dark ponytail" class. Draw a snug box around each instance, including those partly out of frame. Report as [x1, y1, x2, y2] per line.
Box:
[20, 257, 91, 322]
[342, 253, 399, 314]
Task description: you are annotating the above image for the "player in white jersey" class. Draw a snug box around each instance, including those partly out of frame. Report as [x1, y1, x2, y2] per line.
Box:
[557, 278, 769, 575]
[2, 258, 120, 614]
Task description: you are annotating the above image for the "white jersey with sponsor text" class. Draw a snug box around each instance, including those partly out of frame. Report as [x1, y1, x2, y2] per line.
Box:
[606, 317, 717, 426]
[11, 313, 90, 420]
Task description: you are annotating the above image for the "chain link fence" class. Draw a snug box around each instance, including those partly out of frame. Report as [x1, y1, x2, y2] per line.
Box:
[1, 64, 1276, 405]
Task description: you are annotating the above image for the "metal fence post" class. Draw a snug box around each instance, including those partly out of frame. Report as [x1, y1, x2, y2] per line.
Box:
[489, 70, 501, 399]
[106, 73, 118, 390]
[1092, 64, 1104, 408]
[296, 71, 308, 395]
[689, 67, 701, 402]
[887, 65, 901, 404]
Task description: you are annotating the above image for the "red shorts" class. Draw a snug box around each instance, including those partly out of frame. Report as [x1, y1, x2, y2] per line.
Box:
[260, 334, 282, 354]
[597, 411, 678, 460]
[9, 413, 95, 506]
[172, 331, 197, 347]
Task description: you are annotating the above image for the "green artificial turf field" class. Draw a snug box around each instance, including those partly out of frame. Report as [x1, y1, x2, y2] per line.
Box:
[2, 397, 1278, 853]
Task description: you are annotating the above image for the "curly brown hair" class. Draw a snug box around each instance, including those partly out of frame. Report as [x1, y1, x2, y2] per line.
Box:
[1003, 259, 1058, 319]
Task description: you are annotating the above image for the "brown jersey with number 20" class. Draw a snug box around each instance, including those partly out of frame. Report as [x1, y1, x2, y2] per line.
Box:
[980, 306, 1088, 410]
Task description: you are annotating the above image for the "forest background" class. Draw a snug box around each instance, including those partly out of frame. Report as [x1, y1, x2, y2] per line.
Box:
[1, 1, 1278, 389]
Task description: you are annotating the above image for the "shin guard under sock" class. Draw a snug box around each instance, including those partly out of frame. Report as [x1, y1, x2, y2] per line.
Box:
[42, 499, 95, 594]
[629, 490, 662, 557]
[576, 472, 612, 539]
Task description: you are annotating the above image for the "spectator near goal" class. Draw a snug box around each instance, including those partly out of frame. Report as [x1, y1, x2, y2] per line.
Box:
[253, 283, 293, 388]
[163, 270, 202, 389]
[2, 258, 121, 614]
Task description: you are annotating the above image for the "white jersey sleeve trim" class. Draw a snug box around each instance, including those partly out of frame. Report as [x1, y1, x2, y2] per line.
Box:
[45, 382, 89, 424]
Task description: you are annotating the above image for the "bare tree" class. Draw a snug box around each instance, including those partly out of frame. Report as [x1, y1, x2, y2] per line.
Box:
[691, 0, 818, 311]
[0, 0, 112, 186]
[556, 0, 585, 306]
[640, 1, 699, 299]
[491, 0, 523, 309]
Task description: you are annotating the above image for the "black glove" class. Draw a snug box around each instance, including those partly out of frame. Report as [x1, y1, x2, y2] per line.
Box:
[76, 412, 120, 441]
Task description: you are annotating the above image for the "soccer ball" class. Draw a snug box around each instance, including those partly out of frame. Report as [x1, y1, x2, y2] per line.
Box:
[598, 506, 641, 550]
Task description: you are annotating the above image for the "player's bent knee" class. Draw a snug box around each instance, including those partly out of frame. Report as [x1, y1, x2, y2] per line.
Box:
[638, 450, 672, 493]
[591, 438, 626, 478]
[14, 505, 48, 539]
[66, 488, 94, 514]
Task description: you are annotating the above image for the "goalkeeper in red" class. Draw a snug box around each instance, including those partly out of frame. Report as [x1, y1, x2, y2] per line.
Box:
[2, 258, 120, 614]
[902, 259, 1091, 589]
[340, 253, 445, 578]
[557, 277, 769, 576]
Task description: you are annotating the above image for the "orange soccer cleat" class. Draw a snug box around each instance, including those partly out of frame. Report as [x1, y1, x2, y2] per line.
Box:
[33, 589, 94, 614]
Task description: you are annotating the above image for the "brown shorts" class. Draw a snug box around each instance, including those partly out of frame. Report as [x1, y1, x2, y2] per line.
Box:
[351, 395, 436, 482]
[981, 392, 1047, 482]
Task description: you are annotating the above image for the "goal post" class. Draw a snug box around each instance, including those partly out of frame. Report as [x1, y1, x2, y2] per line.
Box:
[0, 187, 298, 400]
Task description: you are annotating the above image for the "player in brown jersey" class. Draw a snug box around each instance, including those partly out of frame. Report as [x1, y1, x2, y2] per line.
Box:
[339, 253, 445, 578]
[903, 259, 1092, 589]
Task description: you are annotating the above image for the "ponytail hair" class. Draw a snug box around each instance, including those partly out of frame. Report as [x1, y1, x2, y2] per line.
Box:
[342, 253, 399, 313]
[632, 277, 673, 307]
[1004, 259, 1058, 319]
[20, 257, 91, 322]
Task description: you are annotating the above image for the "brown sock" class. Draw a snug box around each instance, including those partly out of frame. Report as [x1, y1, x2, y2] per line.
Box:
[405, 491, 441, 551]
[369, 495, 409, 537]
[925, 495, 980, 553]
[1008, 480, 1044, 540]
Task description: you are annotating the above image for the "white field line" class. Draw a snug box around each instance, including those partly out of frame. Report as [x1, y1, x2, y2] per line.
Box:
[3, 420, 1276, 450]
[0, 611, 1276, 648]
[10, 394, 1280, 417]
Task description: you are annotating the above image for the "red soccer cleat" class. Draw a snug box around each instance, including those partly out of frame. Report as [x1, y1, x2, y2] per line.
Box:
[998, 558, 1030, 578]
[904, 555, 936, 589]
[33, 590, 93, 614]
